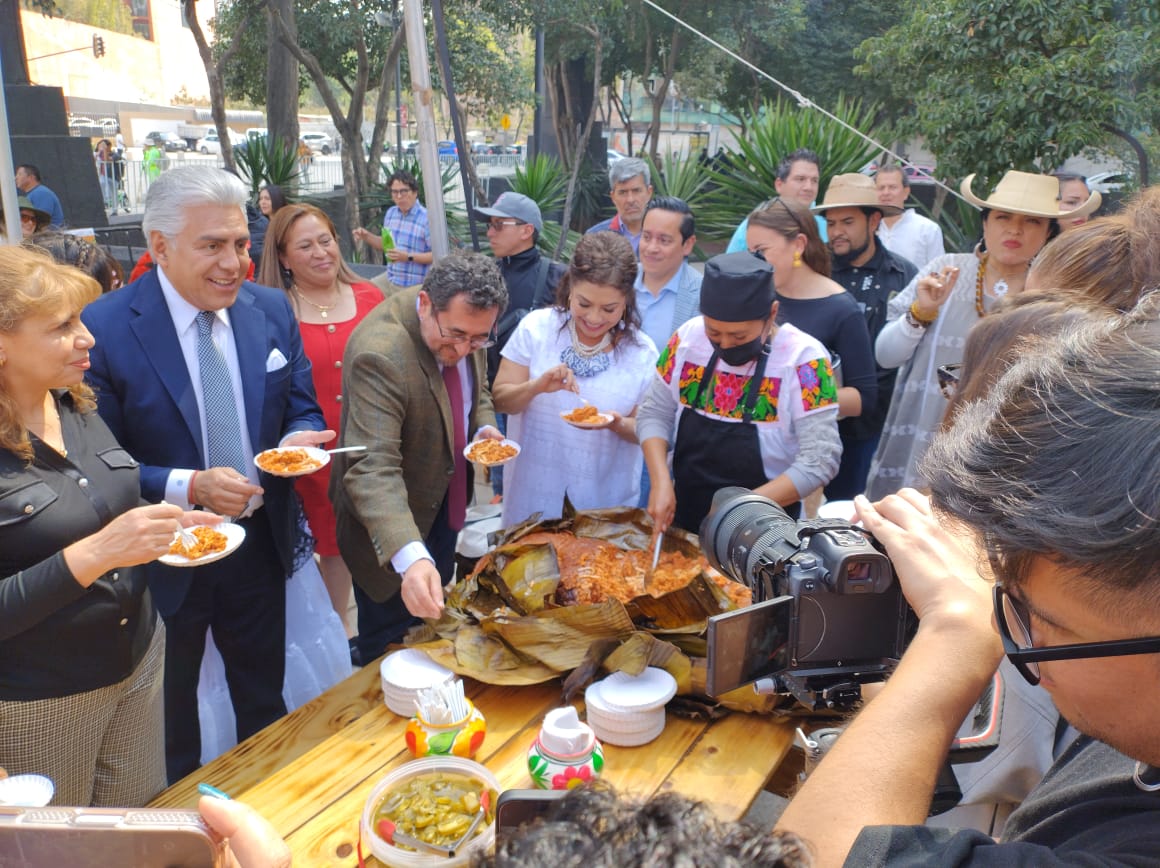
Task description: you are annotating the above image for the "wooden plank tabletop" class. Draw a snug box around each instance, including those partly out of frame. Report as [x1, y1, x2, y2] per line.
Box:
[152, 659, 796, 866]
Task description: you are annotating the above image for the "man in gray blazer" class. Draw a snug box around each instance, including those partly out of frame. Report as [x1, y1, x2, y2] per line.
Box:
[330, 253, 508, 662]
[634, 196, 703, 353]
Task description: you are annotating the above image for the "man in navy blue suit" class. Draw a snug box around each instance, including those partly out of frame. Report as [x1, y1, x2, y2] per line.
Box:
[83, 167, 332, 781]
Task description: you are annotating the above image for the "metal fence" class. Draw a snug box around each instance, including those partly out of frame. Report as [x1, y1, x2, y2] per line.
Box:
[98, 150, 523, 215]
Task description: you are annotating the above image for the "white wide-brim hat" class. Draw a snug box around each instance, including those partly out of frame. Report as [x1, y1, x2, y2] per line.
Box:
[960, 170, 1101, 220]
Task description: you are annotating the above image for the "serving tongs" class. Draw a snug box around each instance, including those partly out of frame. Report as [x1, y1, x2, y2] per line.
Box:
[376, 819, 455, 857]
[450, 789, 491, 855]
[375, 786, 490, 858]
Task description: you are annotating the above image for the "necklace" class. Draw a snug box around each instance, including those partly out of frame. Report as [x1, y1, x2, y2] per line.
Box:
[561, 318, 613, 378]
[567, 317, 612, 357]
[33, 395, 67, 458]
[975, 255, 1026, 316]
[293, 284, 340, 318]
[974, 258, 988, 317]
[51, 400, 67, 458]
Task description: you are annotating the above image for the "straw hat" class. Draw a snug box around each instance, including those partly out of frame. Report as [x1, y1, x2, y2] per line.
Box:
[811, 173, 902, 217]
[960, 170, 1101, 220]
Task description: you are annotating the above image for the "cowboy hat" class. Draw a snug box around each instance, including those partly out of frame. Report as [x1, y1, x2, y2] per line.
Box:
[811, 173, 902, 217]
[960, 170, 1101, 220]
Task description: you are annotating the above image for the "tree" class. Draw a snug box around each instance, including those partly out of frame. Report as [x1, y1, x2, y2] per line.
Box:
[182, 0, 261, 173]
[673, 0, 807, 127]
[266, 0, 299, 146]
[265, 0, 402, 237]
[857, 0, 1159, 186]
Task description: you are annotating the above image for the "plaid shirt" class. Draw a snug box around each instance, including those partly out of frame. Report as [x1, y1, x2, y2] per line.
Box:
[385, 202, 431, 287]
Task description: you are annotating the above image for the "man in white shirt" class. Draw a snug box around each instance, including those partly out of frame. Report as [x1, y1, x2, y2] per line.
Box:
[874, 165, 944, 271]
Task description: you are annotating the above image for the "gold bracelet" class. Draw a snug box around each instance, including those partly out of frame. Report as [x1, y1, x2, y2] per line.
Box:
[908, 301, 938, 326]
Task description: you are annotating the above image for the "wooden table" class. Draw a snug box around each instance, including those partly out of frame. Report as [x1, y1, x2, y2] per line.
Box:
[151, 658, 796, 865]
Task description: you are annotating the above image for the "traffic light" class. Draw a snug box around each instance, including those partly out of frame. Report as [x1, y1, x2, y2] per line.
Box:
[92, 34, 105, 58]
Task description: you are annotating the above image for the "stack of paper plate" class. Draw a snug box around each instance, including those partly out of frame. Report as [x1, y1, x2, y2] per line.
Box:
[0, 774, 55, 807]
[379, 649, 455, 717]
[584, 667, 677, 747]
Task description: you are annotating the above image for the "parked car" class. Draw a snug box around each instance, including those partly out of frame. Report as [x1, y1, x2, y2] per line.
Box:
[607, 149, 627, 163]
[1086, 171, 1130, 194]
[904, 163, 936, 184]
[198, 129, 242, 155]
[144, 131, 188, 152]
[859, 161, 935, 183]
[437, 140, 458, 157]
[301, 132, 333, 155]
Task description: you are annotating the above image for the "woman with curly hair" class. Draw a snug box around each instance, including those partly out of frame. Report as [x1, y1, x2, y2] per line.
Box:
[492, 232, 657, 527]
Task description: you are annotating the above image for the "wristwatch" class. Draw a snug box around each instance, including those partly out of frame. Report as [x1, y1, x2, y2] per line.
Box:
[408, 254, 414, 262]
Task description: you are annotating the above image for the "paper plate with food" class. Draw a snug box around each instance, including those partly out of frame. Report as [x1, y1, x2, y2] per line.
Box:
[560, 405, 614, 429]
[161, 522, 246, 567]
[463, 438, 520, 467]
[254, 446, 329, 477]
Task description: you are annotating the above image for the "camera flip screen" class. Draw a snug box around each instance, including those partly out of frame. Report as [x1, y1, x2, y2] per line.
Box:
[706, 596, 793, 696]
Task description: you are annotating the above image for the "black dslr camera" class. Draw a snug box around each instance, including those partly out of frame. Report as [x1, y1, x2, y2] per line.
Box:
[701, 487, 913, 711]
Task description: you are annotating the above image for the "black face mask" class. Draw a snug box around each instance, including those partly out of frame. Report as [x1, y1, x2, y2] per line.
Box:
[712, 335, 765, 366]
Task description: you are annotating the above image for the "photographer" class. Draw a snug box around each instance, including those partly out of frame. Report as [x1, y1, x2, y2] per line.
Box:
[775, 302, 1160, 864]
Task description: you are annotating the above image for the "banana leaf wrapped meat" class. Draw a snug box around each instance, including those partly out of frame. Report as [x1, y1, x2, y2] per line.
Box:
[406, 504, 756, 700]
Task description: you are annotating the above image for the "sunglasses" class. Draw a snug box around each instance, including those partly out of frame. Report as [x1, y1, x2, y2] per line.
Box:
[994, 583, 1160, 686]
[937, 363, 962, 399]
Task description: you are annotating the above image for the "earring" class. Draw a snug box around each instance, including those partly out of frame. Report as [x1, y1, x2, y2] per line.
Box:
[792, 251, 803, 268]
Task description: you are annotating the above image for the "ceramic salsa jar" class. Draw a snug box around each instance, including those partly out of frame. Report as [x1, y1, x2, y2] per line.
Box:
[406, 700, 487, 759]
[527, 706, 604, 790]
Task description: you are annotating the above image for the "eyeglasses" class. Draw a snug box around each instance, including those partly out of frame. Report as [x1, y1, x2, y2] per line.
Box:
[486, 219, 525, 232]
[389, 187, 415, 196]
[432, 309, 496, 350]
[937, 363, 962, 399]
[993, 583, 1160, 686]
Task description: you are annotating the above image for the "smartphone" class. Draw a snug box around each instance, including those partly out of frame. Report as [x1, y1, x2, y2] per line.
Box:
[705, 595, 794, 697]
[495, 789, 567, 847]
[0, 806, 224, 868]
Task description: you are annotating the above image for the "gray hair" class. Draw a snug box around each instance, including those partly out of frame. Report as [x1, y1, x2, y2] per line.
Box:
[423, 252, 508, 315]
[142, 166, 248, 240]
[609, 157, 650, 190]
[925, 294, 1160, 611]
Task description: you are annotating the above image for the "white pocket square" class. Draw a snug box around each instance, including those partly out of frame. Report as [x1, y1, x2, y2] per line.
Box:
[266, 348, 289, 372]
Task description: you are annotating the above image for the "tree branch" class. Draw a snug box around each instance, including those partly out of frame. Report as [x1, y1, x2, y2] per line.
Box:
[555, 26, 603, 260]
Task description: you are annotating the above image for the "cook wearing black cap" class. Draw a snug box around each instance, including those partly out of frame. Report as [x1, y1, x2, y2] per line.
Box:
[636, 251, 842, 533]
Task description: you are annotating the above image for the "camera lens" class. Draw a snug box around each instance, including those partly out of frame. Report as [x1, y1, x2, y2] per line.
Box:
[699, 487, 802, 601]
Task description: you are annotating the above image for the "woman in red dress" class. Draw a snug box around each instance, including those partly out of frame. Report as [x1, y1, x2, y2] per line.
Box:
[257, 204, 382, 635]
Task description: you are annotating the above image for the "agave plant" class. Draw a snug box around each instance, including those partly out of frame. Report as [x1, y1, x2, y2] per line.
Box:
[232, 135, 302, 200]
[922, 194, 982, 255]
[646, 151, 711, 212]
[506, 155, 582, 260]
[699, 97, 885, 241]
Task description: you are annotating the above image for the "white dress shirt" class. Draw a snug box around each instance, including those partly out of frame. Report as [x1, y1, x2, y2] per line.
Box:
[157, 269, 261, 514]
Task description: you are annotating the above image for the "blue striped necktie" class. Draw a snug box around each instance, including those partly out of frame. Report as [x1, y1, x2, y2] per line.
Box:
[196, 310, 247, 474]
